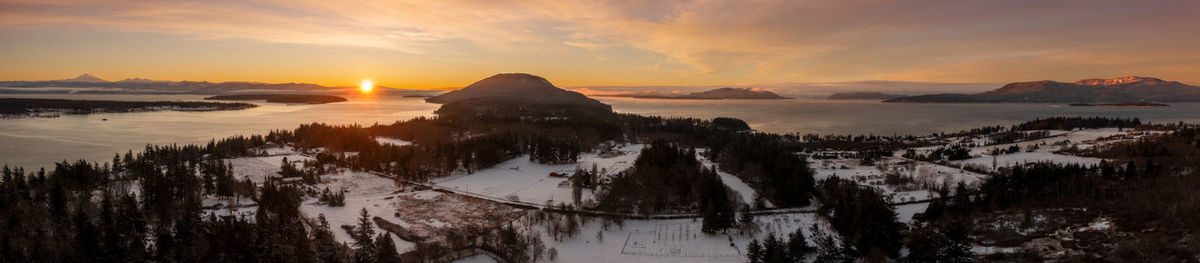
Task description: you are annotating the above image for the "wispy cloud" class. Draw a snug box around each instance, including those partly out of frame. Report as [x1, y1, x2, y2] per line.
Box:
[1, 0, 1198, 83]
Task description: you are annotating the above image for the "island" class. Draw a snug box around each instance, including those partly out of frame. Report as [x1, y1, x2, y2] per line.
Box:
[886, 76, 1200, 103]
[0, 98, 257, 118]
[425, 73, 613, 111]
[1067, 102, 1169, 108]
[599, 87, 791, 100]
[204, 94, 348, 104]
[827, 92, 905, 100]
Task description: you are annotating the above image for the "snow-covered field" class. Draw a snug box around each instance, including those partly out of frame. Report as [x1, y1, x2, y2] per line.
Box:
[533, 213, 820, 263]
[298, 171, 415, 253]
[220, 147, 418, 252]
[224, 147, 311, 183]
[434, 144, 644, 206]
[810, 157, 985, 203]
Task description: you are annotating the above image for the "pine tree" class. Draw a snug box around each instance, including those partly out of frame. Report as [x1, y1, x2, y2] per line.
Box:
[746, 239, 764, 263]
[313, 214, 346, 263]
[786, 229, 812, 261]
[762, 233, 787, 263]
[374, 233, 400, 263]
[353, 208, 376, 263]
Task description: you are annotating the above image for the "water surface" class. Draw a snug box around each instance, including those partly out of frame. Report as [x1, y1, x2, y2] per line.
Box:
[4, 94, 1198, 170]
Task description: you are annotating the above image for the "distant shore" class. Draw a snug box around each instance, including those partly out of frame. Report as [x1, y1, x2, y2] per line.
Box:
[204, 94, 348, 104]
[1067, 102, 1169, 108]
[0, 98, 258, 119]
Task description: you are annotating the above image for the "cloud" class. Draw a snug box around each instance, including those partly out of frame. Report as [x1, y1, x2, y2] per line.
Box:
[1, 0, 1198, 83]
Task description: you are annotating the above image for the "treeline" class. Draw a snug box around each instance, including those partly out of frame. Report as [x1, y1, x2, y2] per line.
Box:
[904, 145, 972, 162]
[0, 98, 257, 115]
[1012, 116, 1141, 131]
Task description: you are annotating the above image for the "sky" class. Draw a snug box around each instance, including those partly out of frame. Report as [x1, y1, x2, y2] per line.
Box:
[1, 0, 1198, 89]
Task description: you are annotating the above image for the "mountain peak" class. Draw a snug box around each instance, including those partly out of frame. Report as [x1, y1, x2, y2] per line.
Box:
[1075, 76, 1165, 86]
[62, 73, 109, 83]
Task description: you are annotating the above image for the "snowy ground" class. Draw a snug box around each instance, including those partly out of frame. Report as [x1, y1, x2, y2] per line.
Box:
[810, 157, 986, 203]
[911, 128, 1155, 171]
[434, 144, 644, 207]
[224, 147, 311, 183]
[374, 137, 412, 146]
[222, 148, 417, 252]
[947, 129, 1126, 170]
[532, 213, 820, 263]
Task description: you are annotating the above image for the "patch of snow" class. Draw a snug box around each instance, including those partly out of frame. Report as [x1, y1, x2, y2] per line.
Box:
[434, 144, 644, 206]
[538, 213, 819, 263]
[375, 137, 412, 146]
[226, 154, 311, 183]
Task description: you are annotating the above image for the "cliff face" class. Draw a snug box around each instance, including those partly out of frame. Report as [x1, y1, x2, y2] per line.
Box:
[426, 73, 611, 111]
[887, 76, 1200, 103]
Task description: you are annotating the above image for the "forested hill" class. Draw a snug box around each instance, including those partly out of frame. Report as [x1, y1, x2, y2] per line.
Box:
[599, 87, 791, 100]
[425, 73, 612, 112]
[886, 76, 1200, 103]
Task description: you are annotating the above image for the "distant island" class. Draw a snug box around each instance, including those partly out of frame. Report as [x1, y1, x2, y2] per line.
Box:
[1068, 102, 1169, 108]
[600, 87, 791, 100]
[886, 76, 1200, 103]
[204, 94, 348, 104]
[0, 98, 257, 118]
[827, 92, 905, 100]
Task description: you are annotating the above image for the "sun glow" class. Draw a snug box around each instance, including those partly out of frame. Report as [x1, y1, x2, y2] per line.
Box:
[360, 79, 373, 93]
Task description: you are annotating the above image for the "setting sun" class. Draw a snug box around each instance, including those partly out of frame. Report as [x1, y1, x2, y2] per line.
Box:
[360, 79, 373, 93]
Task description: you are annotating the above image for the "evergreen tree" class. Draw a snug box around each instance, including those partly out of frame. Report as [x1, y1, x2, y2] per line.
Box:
[353, 208, 377, 263]
[313, 214, 347, 263]
[786, 229, 812, 261]
[374, 233, 401, 263]
[747, 239, 764, 263]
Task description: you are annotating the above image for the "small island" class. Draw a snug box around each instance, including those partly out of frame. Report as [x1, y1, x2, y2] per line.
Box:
[827, 92, 905, 100]
[0, 98, 258, 118]
[204, 94, 348, 104]
[601, 87, 791, 100]
[1068, 102, 1169, 108]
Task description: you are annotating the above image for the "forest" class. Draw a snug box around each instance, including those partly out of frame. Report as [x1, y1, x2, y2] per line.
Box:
[917, 122, 1200, 261]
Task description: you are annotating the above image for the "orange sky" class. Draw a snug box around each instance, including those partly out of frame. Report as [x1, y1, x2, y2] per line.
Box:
[1, 0, 1199, 89]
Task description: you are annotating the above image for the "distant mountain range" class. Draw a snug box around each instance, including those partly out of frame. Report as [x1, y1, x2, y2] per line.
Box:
[886, 76, 1200, 103]
[0, 73, 432, 96]
[425, 73, 612, 111]
[598, 87, 791, 100]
